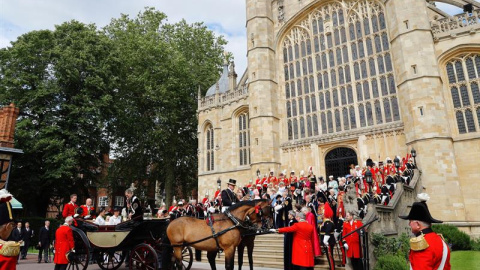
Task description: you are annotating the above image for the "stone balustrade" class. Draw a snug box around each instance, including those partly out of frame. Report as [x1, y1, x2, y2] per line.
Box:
[199, 84, 249, 110]
[431, 11, 480, 40]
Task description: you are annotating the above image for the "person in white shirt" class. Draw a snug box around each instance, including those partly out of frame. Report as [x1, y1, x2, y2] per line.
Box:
[109, 208, 122, 225]
[94, 208, 106, 225]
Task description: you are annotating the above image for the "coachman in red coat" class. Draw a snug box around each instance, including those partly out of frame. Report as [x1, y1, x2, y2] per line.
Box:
[400, 193, 451, 270]
[62, 194, 78, 218]
[274, 212, 315, 269]
[342, 211, 363, 270]
[54, 217, 75, 270]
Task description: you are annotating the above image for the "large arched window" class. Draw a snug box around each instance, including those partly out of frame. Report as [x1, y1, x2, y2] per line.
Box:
[282, 0, 400, 141]
[238, 112, 250, 166]
[445, 54, 480, 134]
[205, 124, 214, 171]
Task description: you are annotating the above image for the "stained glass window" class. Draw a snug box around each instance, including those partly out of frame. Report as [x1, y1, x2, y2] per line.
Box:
[375, 100, 383, 124]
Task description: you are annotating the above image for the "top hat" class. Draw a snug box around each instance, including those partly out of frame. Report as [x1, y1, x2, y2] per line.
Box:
[399, 193, 443, 223]
[227, 179, 237, 186]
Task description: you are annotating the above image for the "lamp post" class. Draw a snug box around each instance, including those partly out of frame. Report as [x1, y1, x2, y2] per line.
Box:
[411, 148, 417, 166]
[394, 156, 400, 174]
[217, 178, 221, 190]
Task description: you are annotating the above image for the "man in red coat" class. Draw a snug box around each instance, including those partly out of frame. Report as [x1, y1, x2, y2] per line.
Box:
[399, 193, 451, 270]
[272, 211, 315, 270]
[54, 216, 75, 270]
[0, 189, 18, 270]
[342, 211, 363, 270]
[62, 194, 78, 218]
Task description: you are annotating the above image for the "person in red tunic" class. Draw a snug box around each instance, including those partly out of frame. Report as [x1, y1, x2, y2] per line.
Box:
[62, 194, 78, 218]
[301, 206, 322, 257]
[0, 189, 18, 270]
[54, 216, 75, 270]
[271, 211, 315, 270]
[79, 198, 95, 220]
[399, 193, 451, 270]
[342, 211, 364, 270]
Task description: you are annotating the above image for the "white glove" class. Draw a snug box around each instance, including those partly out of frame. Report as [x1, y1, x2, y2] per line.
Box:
[334, 232, 340, 240]
[73, 214, 79, 218]
[84, 215, 91, 219]
[274, 205, 283, 211]
[323, 235, 330, 246]
[269, 229, 277, 233]
[344, 243, 349, 250]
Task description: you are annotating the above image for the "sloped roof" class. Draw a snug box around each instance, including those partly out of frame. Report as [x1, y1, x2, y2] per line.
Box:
[205, 64, 230, 97]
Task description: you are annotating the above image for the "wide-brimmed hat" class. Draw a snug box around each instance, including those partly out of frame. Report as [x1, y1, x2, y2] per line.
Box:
[227, 179, 237, 186]
[399, 193, 443, 223]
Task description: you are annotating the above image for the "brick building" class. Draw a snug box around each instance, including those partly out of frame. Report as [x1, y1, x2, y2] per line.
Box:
[0, 103, 21, 189]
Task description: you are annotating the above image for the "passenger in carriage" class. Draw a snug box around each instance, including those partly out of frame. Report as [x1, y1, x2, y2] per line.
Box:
[94, 207, 106, 225]
[80, 198, 95, 220]
[108, 208, 122, 225]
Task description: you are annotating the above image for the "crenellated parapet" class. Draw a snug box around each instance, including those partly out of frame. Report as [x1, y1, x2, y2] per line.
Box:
[431, 10, 480, 40]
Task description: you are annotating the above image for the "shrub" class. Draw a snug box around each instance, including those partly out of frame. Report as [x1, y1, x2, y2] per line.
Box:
[471, 237, 480, 251]
[374, 254, 408, 270]
[371, 233, 409, 260]
[432, 224, 472, 251]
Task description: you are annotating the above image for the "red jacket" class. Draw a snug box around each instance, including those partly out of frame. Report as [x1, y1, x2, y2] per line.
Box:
[278, 221, 315, 267]
[409, 231, 451, 270]
[343, 220, 363, 258]
[62, 202, 77, 218]
[54, 225, 74, 265]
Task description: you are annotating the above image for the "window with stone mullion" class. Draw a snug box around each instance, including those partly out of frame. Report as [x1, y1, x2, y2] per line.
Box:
[282, 0, 399, 140]
[446, 54, 480, 134]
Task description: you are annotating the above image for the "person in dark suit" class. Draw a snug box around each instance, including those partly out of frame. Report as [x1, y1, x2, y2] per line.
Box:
[221, 179, 239, 212]
[9, 222, 23, 263]
[125, 188, 143, 221]
[38, 220, 51, 263]
[21, 221, 34, 259]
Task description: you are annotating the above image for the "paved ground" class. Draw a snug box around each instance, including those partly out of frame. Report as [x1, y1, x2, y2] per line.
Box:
[16, 253, 281, 270]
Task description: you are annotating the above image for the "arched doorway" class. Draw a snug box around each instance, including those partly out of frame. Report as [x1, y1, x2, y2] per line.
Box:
[325, 147, 358, 179]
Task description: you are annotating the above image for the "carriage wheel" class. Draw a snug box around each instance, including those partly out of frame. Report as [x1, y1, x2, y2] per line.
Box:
[67, 230, 90, 270]
[130, 243, 158, 270]
[97, 250, 125, 270]
[170, 246, 193, 270]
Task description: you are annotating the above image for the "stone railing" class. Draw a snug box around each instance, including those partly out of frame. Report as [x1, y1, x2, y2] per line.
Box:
[199, 84, 249, 110]
[431, 11, 480, 40]
[343, 169, 422, 269]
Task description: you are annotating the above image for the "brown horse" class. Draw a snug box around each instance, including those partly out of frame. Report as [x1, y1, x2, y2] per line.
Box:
[208, 201, 273, 270]
[167, 199, 271, 270]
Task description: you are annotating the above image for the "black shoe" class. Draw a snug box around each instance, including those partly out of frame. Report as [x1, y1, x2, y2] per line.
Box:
[45, 261, 49, 263]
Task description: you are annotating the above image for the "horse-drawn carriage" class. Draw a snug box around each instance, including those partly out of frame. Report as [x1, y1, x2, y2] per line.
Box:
[68, 218, 192, 270]
[68, 199, 272, 270]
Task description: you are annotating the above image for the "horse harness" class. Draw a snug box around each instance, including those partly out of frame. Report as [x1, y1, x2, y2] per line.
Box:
[170, 206, 264, 250]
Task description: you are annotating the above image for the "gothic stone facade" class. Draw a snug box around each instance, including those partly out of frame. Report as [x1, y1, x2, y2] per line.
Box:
[198, 0, 480, 234]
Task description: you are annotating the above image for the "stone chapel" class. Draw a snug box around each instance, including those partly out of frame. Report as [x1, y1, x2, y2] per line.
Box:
[197, 0, 480, 234]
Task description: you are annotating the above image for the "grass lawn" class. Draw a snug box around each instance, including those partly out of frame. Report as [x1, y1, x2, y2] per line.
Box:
[450, 251, 480, 270]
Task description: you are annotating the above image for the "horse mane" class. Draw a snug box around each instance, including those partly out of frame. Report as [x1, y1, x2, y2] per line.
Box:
[228, 199, 268, 212]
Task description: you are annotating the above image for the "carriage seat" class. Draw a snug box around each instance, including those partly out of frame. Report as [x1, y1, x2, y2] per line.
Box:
[86, 229, 130, 248]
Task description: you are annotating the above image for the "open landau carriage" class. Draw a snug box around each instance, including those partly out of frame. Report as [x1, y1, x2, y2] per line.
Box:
[67, 218, 192, 270]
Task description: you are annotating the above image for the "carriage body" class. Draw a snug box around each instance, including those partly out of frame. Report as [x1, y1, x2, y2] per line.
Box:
[69, 218, 192, 270]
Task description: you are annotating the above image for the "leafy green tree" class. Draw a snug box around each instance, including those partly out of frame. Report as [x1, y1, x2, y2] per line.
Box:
[104, 8, 226, 206]
[0, 21, 117, 216]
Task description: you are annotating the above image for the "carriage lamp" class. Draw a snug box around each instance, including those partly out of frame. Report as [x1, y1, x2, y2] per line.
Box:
[256, 169, 260, 178]
[217, 178, 221, 190]
[394, 156, 400, 173]
[411, 148, 417, 165]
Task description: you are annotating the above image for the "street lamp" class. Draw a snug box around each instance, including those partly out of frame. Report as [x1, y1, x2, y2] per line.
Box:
[394, 156, 400, 174]
[411, 148, 417, 166]
[217, 178, 221, 190]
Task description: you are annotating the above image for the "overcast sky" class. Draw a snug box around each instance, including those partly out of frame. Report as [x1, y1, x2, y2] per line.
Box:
[0, 1, 463, 77]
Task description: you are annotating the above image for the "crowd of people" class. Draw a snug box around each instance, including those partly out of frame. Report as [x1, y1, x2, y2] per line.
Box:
[158, 154, 416, 270]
